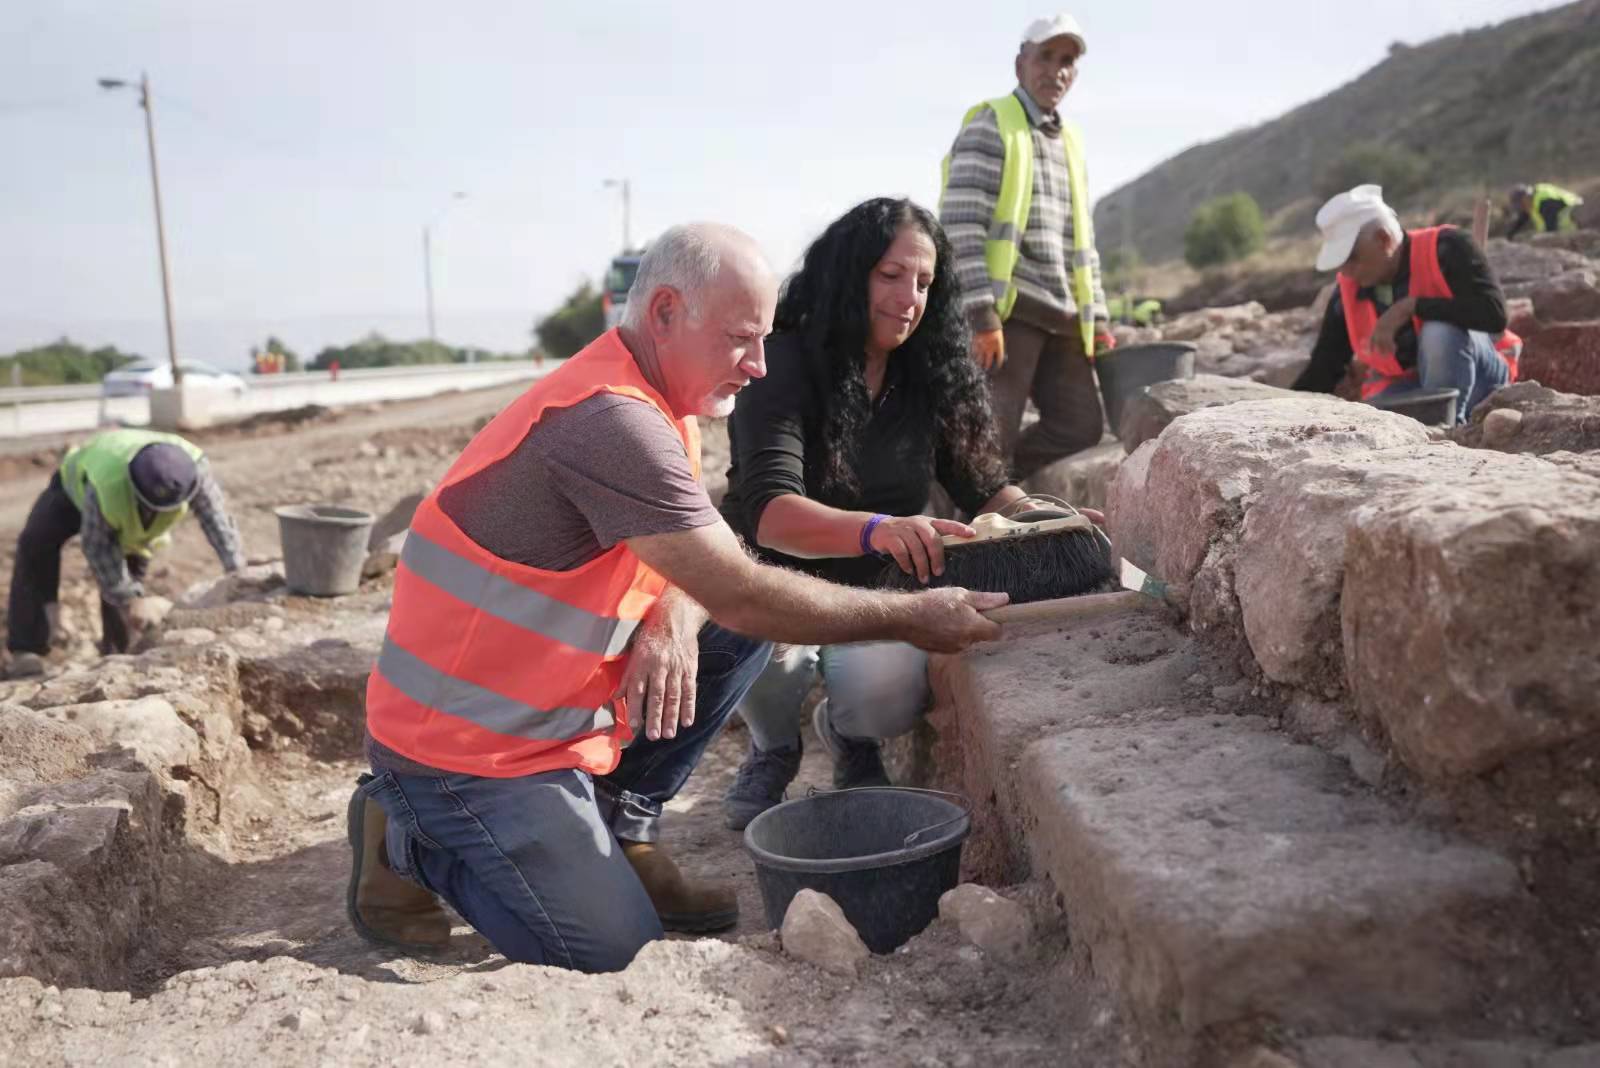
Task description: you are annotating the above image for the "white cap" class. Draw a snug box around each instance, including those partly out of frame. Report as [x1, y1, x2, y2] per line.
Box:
[1314, 184, 1398, 271]
[1023, 14, 1087, 54]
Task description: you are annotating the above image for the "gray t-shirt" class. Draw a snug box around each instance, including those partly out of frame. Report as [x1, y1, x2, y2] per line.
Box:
[368, 391, 720, 774]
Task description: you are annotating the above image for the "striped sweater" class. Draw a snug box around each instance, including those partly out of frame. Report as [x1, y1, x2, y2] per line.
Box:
[940, 87, 1108, 335]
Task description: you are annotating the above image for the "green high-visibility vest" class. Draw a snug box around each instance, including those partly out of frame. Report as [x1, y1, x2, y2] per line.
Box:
[60, 429, 205, 557]
[941, 94, 1097, 353]
[1531, 183, 1583, 233]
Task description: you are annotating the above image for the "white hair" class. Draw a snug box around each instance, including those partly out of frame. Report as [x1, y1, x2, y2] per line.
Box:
[621, 224, 726, 329]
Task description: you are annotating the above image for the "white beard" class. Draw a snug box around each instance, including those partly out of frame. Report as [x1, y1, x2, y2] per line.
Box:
[698, 394, 737, 419]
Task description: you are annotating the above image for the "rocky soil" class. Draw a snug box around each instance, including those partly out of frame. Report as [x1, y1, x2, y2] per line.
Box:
[0, 386, 1139, 1068]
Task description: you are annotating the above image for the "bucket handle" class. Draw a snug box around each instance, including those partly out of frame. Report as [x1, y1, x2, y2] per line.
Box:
[803, 785, 973, 850]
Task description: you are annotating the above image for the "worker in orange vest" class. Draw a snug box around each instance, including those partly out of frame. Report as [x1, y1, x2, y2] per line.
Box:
[1294, 184, 1518, 423]
[348, 222, 1009, 972]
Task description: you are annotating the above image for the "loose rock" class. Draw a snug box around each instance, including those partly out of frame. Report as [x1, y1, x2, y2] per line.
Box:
[938, 883, 1033, 963]
[780, 889, 870, 976]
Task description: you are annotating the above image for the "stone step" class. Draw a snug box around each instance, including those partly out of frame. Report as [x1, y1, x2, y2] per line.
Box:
[928, 603, 1548, 1040]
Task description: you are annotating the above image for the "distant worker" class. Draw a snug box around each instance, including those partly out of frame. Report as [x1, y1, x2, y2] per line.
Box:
[1294, 184, 1519, 423]
[1107, 296, 1163, 327]
[4, 429, 247, 678]
[940, 13, 1113, 480]
[1507, 183, 1585, 239]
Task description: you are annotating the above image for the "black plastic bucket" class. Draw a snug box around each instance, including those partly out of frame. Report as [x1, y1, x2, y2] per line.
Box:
[1369, 386, 1460, 428]
[1095, 341, 1198, 435]
[743, 787, 971, 953]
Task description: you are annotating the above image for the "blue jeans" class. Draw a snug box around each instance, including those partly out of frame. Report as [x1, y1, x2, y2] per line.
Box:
[361, 623, 770, 972]
[1376, 320, 1511, 422]
[739, 641, 930, 750]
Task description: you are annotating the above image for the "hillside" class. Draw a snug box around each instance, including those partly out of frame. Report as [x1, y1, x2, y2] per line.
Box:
[1095, 0, 1600, 261]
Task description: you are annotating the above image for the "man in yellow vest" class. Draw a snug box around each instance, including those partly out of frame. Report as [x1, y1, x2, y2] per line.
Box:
[1507, 183, 1585, 240]
[4, 429, 247, 678]
[940, 13, 1113, 481]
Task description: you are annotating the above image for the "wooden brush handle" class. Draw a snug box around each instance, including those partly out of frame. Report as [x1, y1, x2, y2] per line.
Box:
[984, 590, 1147, 625]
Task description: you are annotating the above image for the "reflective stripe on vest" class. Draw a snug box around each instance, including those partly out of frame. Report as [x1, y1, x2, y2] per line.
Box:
[1339, 226, 1521, 400]
[941, 94, 1098, 353]
[1531, 183, 1583, 234]
[365, 329, 700, 779]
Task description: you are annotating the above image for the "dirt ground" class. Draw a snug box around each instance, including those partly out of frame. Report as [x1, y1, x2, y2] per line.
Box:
[0, 386, 1140, 1067]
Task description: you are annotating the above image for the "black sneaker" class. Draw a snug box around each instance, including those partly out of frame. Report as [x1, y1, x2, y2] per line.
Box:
[722, 737, 802, 831]
[812, 699, 890, 790]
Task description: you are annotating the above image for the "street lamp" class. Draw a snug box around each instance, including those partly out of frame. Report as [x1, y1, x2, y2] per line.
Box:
[98, 73, 182, 385]
[603, 178, 632, 250]
[423, 191, 467, 350]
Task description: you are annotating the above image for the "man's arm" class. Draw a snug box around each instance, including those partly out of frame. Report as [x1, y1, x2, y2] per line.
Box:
[626, 520, 1005, 652]
[1415, 229, 1507, 334]
[1507, 210, 1532, 240]
[613, 584, 708, 742]
[189, 467, 247, 573]
[940, 108, 1006, 336]
[79, 485, 142, 605]
[1293, 289, 1356, 393]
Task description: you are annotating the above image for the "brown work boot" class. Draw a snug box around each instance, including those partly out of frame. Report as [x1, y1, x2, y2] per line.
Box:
[622, 841, 739, 933]
[346, 776, 452, 952]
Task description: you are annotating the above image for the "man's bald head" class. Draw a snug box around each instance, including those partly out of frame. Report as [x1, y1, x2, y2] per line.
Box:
[622, 223, 771, 329]
[620, 222, 777, 419]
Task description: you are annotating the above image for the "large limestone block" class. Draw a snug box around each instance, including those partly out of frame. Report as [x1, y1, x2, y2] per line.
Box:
[1529, 268, 1600, 323]
[1107, 399, 1429, 627]
[33, 696, 201, 774]
[0, 769, 166, 988]
[1021, 437, 1125, 512]
[1343, 465, 1600, 779]
[1117, 374, 1302, 454]
[1020, 717, 1535, 1034]
[1519, 322, 1600, 397]
[1237, 446, 1557, 691]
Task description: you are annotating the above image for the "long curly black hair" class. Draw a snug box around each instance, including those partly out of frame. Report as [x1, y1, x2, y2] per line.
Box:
[776, 197, 1007, 502]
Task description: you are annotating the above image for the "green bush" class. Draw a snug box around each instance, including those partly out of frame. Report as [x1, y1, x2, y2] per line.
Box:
[1183, 193, 1266, 269]
[1317, 142, 1429, 204]
[307, 334, 515, 371]
[0, 339, 142, 387]
[533, 282, 605, 361]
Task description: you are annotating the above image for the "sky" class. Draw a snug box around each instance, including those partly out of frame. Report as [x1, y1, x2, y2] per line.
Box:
[0, 0, 1569, 368]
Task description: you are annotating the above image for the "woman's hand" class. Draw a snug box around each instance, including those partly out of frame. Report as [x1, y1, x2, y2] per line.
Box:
[868, 515, 976, 584]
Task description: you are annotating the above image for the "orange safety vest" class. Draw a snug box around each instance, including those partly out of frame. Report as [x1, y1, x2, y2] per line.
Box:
[1339, 226, 1520, 400]
[365, 329, 701, 778]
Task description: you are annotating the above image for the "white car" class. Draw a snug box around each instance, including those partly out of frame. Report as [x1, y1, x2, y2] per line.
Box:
[101, 360, 248, 398]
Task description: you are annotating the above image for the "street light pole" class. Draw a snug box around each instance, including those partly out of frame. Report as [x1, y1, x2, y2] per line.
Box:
[604, 178, 632, 250]
[100, 72, 182, 385]
[422, 191, 467, 352]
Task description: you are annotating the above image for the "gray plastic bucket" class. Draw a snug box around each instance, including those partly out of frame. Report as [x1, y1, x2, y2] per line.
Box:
[1369, 386, 1459, 428]
[1095, 341, 1198, 435]
[275, 504, 376, 597]
[744, 787, 971, 953]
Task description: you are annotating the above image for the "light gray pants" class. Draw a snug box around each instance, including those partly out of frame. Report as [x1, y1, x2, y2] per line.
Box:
[738, 641, 931, 750]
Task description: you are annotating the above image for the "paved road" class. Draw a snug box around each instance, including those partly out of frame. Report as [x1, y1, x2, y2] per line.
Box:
[0, 363, 545, 439]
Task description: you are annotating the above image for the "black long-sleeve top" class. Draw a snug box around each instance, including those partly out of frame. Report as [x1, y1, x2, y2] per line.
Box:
[1293, 227, 1508, 394]
[719, 332, 1007, 589]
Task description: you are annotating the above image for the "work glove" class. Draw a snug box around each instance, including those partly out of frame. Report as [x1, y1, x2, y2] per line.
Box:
[1093, 325, 1117, 356]
[971, 329, 1006, 371]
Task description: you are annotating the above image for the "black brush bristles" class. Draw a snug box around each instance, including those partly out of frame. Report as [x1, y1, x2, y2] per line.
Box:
[877, 526, 1116, 604]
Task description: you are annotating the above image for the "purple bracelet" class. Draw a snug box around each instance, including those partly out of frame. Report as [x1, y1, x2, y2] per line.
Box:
[860, 513, 889, 556]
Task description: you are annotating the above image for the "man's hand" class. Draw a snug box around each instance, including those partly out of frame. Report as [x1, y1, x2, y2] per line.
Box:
[870, 515, 976, 584]
[613, 591, 705, 742]
[1092, 325, 1117, 356]
[971, 329, 1006, 371]
[898, 588, 1009, 652]
[1369, 297, 1417, 358]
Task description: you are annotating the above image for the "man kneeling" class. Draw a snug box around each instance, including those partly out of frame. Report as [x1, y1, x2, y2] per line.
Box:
[348, 223, 1007, 972]
[1294, 184, 1519, 423]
